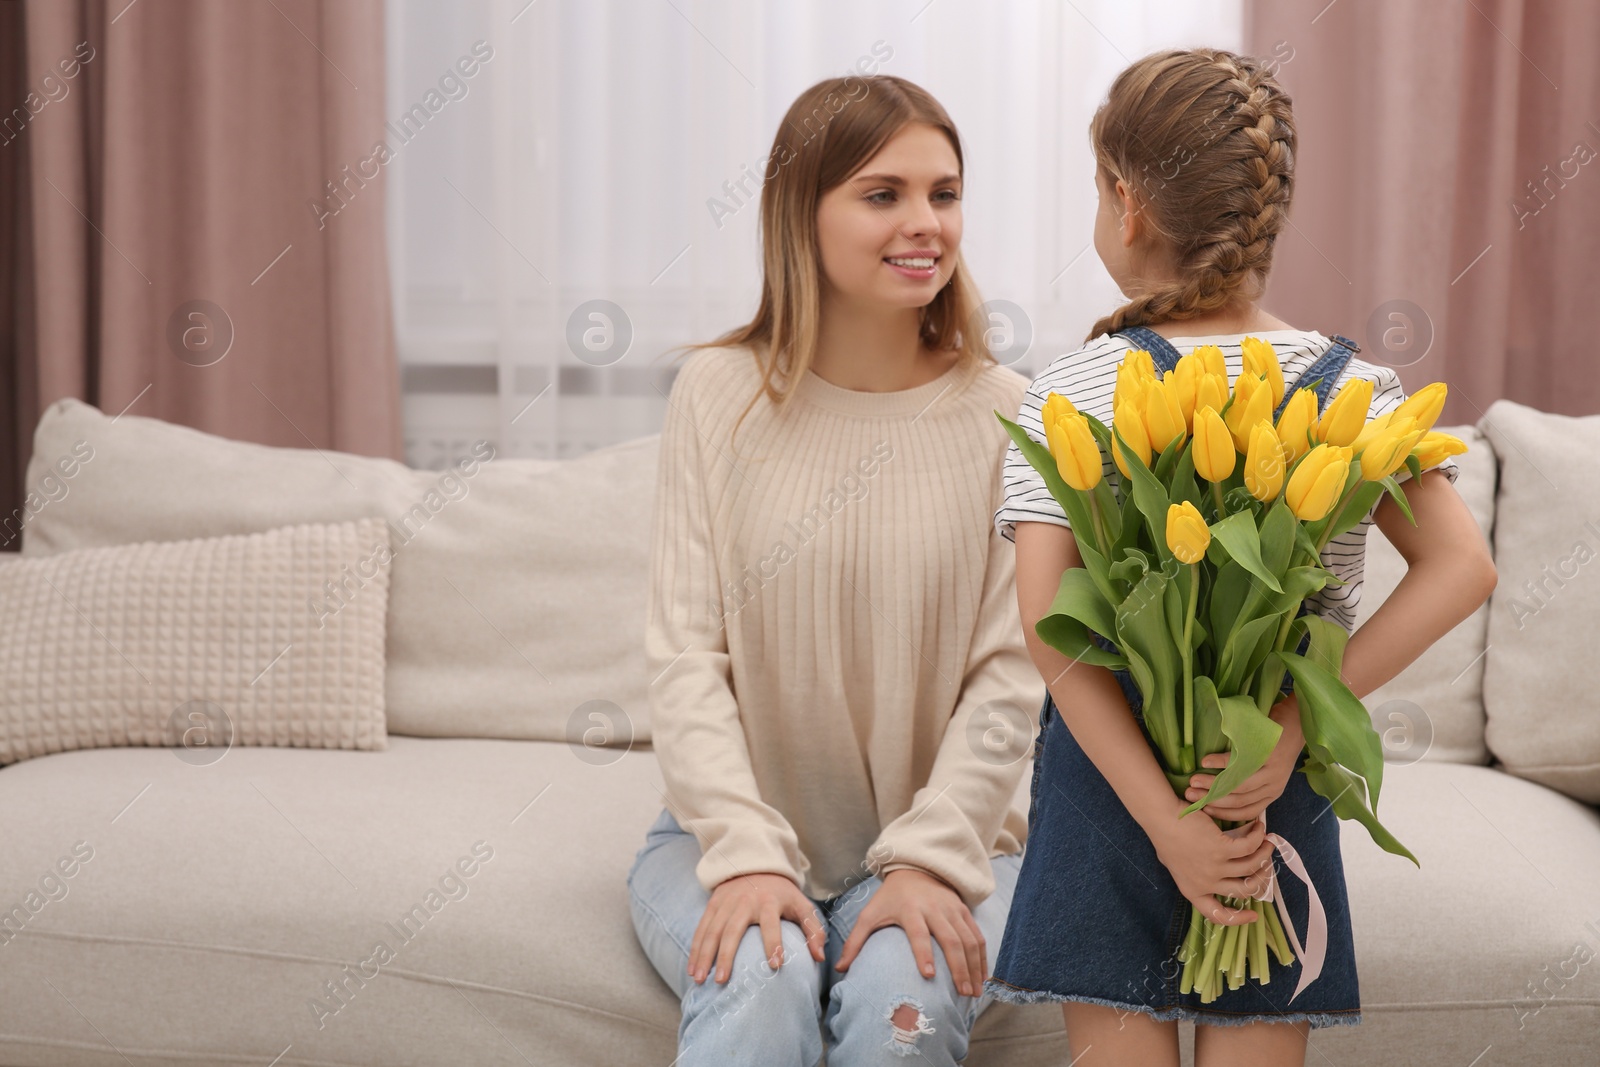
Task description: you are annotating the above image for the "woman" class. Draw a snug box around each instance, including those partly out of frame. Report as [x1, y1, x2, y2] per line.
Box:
[627, 74, 1045, 1065]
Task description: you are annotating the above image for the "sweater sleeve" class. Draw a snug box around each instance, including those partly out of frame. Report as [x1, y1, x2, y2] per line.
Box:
[870, 473, 1044, 908]
[645, 355, 811, 893]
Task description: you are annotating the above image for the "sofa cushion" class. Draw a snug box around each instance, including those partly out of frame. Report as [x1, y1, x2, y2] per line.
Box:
[0, 739, 1066, 1066]
[1321, 758, 1600, 1062]
[1478, 399, 1600, 803]
[1352, 423, 1496, 765]
[18, 397, 654, 746]
[0, 518, 390, 765]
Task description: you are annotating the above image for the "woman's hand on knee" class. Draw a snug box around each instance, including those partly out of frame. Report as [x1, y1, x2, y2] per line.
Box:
[689, 872, 825, 985]
[834, 868, 987, 999]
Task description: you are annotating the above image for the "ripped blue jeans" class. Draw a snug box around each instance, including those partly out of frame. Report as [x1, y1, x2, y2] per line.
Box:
[627, 808, 1024, 1066]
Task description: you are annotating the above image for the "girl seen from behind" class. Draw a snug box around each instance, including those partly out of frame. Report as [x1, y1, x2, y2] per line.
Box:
[984, 47, 1496, 1067]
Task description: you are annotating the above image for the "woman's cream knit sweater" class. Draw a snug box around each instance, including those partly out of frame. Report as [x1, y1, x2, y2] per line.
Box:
[645, 344, 1047, 906]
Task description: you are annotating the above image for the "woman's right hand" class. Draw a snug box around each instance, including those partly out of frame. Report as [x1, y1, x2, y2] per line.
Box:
[1148, 802, 1277, 926]
[689, 872, 827, 984]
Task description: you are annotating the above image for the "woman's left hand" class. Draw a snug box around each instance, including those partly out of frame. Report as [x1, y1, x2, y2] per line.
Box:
[834, 867, 986, 998]
[1186, 696, 1304, 824]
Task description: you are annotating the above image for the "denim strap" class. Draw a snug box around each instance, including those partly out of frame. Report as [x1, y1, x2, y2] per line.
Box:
[1276, 334, 1360, 421]
[1111, 326, 1185, 375]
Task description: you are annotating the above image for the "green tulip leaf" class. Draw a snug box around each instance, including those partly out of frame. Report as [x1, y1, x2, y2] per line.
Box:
[1113, 427, 1175, 565]
[1277, 643, 1386, 816]
[1302, 756, 1418, 866]
[1217, 614, 1281, 696]
[1208, 510, 1284, 594]
[1035, 567, 1128, 669]
[1180, 681, 1283, 817]
[1379, 473, 1416, 526]
[1115, 564, 1183, 768]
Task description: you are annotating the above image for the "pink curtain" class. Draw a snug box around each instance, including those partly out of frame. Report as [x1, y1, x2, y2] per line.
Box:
[1, 0, 402, 552]
[1246, 0, 1600, 423]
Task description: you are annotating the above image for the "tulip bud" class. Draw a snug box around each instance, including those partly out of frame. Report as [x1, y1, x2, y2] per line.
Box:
[1412, 430, 1468, 470]
[1195, 371, 1229, 420]
[1165, 500, 1211, 564]
[1392, 382, 1448, 433]
[1244, 420, 1286, 501]
[1225, 373, 1272, 452]
[1112, 400, 1152, 479]
[1115, 354, 1154, 412]
[1241, 336, 1285, 408]
[1359, 416, 1425, 482]
[1047, 412, 1103, 491]
[1349, 410, 1395, 456]
[1041, 391, 1078, 435]
[1192, 406, 1234, 483]
[1143, 375, 1188, 453]
[1192, 344, 1227, 380]
[1275, 387, 1318, 463]
[1285, 443, 1353, 521]
[1172, 353, 1204, 429]
[1317, 377, 1374, 447]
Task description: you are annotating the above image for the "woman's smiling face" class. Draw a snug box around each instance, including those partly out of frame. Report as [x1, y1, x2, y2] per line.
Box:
[814, 122, 963, 312]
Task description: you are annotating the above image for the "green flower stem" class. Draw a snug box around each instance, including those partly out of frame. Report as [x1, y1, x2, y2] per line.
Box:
[1181, 561, 1199, 769]
[1087, 489, 1110, 557]
[1211, 479, 1227, 520]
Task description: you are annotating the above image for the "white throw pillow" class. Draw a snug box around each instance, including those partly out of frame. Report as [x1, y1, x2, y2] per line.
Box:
[0, 519, 391, 764]
[17, 398, 654, 749]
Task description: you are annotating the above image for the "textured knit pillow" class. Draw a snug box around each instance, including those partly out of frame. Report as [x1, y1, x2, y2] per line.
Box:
[0, 518, 391, 764]
[1478, 399, 1600, 803]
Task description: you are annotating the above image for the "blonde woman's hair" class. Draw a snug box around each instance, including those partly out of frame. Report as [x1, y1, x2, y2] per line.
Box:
[671, 75, 994, 447]
[1086, 48, 1296, 342]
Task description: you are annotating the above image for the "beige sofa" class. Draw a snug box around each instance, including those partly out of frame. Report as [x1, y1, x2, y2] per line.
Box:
[1, 395, 1595, 1066]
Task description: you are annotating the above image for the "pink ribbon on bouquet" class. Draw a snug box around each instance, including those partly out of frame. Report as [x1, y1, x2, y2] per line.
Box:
[1246, 812, 1327, 1003]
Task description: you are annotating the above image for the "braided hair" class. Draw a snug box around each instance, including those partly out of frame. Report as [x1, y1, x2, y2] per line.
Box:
[1085, 49, 1296, 342]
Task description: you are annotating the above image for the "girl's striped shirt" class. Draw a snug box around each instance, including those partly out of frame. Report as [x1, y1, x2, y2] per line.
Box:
[993, 329, 1461, 633]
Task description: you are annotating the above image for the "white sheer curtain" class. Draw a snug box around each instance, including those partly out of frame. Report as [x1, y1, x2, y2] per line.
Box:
[385, 0, 1242, 465]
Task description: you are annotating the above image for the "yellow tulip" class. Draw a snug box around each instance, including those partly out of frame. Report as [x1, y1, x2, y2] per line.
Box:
[1193, 406, 1235, 482]
[1244, 420, 1286, 501]
[1195, 371, 1229, 420]
[1241, 336, 1285, 408]
[1171, 353, 1204, 429]
[1317, 377, 1374, 447]
[1225, 373, 1272, 452]
[1359, 416, 1425, 482]
[1143, 374, 1188, 453]
[1047, 412, 1103, 491]
[1392, 382, 1448, 433]
[1115, 350, 1156, 412]
[1192, 344, 1227, 379]
[1275, 387, 1318, 463]
[1112, 399, 1152, 478]
[1166, 501, 1211, 564]
[1041, 391, 1078, 436]
[1285, 443, 1353, 521]
[1349, 410, 1395, 456]
[1412, 430, 1468, 470]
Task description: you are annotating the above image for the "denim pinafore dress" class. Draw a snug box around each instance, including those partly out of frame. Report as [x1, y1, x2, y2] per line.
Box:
[984, 327, 1365, 1029]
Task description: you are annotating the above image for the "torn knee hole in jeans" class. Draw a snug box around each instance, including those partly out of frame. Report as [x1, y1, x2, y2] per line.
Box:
[886, 998, 936, 1054]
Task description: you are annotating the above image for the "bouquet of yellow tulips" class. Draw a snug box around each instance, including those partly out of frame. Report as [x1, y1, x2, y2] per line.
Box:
[996, 338, 1466, 1004]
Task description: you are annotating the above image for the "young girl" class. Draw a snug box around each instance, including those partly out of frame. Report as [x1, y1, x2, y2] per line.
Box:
[984, 49, 1497, 1066]
[629, 75, 1048, 1064]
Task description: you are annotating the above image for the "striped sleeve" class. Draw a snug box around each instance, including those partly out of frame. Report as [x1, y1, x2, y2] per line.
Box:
[992, 339, 1124, 544]
[993, 383, 1071, 544]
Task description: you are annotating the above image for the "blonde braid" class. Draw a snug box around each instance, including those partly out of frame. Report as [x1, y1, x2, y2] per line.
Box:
[1088, 50, 1297, 342]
